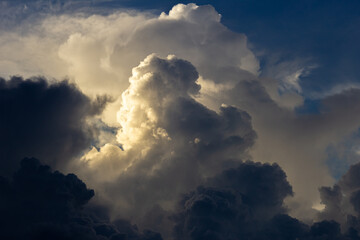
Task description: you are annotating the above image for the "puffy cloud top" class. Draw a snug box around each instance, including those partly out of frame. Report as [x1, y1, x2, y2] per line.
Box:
[159, 3, 221, 24]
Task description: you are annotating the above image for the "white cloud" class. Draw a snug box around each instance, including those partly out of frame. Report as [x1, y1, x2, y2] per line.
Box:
[75, 55, 256, 234]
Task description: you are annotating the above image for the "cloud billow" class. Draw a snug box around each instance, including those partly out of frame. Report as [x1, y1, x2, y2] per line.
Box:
[172, 161, 293, 240]
[79, 52, 360, 239]
[0, 158, 162, 240]
[0, 76, 107, 175]
[80, 55, 257, 229]
[172, 161, 360, 240]
[2, 157, 354, 240]
[317, 161, 360, 237]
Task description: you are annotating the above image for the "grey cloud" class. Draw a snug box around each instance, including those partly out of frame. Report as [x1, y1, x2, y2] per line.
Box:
[318, 185, 344, 224]
[211, 79, 360, 220]
[172, 161, 360, 240]
[207, 161, 293, 218]
[339, 162, 360, 193]
[0, 76, 107, 175]
[317, 161, 360, 237]
[0, 157, 162, 240]
[171, 161, 293, 240]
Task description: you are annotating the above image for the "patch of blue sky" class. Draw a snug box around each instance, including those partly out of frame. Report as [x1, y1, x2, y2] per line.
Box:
[326, 128, 360, 180]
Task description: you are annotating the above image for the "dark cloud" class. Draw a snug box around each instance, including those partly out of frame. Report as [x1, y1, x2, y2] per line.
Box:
[171, 161, 294, 240]
[0, 76, 107, 175]
[0, 157, 162, 240]
[207, 161, 293, 218]
[318, 185, 344, 224]
[316, 162, 360, 239]
[309, 220, 342, 240]
[339, 161, 360, 193]
[172, 161, 360, 240]
[162, 98, 256, 168]
[259, 214, 309, 240]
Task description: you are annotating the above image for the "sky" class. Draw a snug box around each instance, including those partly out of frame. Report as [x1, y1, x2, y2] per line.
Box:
[0, 0, 360, 239]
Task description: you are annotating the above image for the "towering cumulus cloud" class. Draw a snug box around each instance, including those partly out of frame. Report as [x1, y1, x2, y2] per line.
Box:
[80, 55, 256, 231]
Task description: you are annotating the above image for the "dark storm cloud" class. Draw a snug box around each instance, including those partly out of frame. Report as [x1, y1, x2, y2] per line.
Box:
[171, 161, 294, 240]
[0, 76, 107, 175]
[318, 185, 344, 224]
[208, 162, 293, 217]
[171, 161, 360, 240]
[0, 158, 162, 240]
[338, 163, 360, 219]
[315, 161, 360, 239]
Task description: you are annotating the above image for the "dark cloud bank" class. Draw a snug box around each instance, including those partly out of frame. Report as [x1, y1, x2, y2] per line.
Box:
[172, 161, 360, 240]
[0, 76, 107, 175]
[0, 157, 162, 240]
[2, 76, 360, 239]
[4, 157, 360, 240]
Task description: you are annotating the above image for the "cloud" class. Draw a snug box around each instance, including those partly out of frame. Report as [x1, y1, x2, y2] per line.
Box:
[316, 161, 360, 236]
[77, 54, 256, 237]
[1, 2, 360, 237]
[159, 3, 221, 23]
[0, 2, 258, 98]
[0, 157, 163, 240]
[7, 156, 356, 240]
[172, 162, 293, 240]
[0, 76, 107, 175]
[204, 78, 360, 221]
[171, 161, 360, 240]
[207, 162, 293, 218]
[258, 55, 317, 110]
